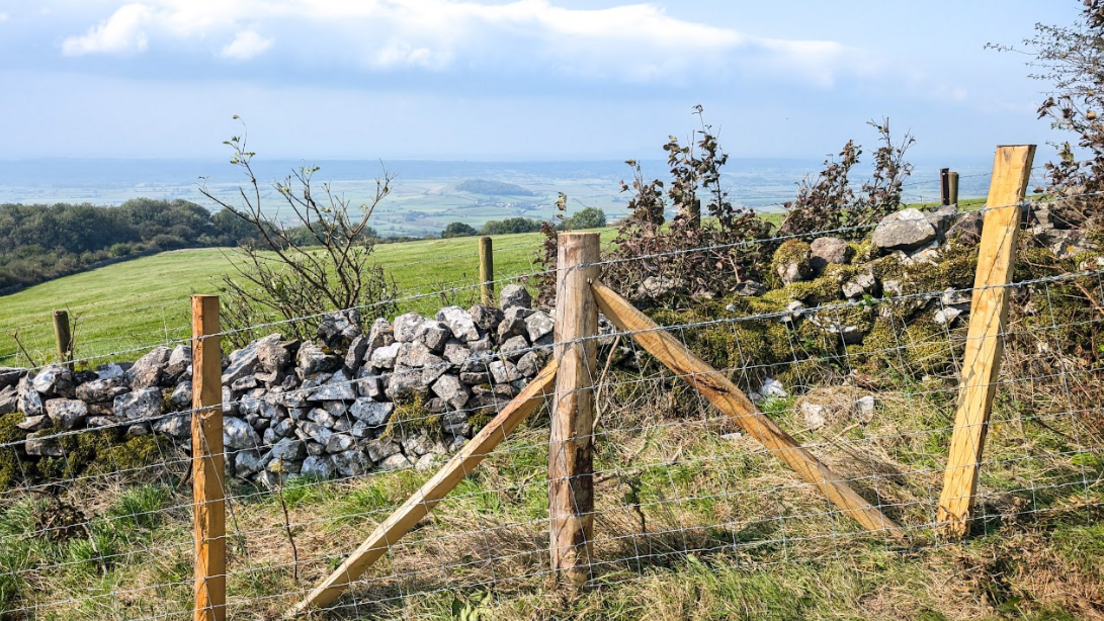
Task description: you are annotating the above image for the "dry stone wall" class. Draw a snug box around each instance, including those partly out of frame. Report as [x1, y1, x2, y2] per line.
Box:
[0, 284, 566, 486]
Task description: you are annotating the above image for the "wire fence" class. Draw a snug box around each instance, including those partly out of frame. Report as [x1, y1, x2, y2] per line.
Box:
[2, 179, 1103, 619]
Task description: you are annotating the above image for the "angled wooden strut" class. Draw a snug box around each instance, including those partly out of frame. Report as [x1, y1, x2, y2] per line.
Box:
[590, 279, 905, 538]
[291, 361, 558, 616]
[937, 145, 1035, 537]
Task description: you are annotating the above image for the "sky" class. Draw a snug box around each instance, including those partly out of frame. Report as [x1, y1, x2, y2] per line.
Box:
[0, 0, 1084, 163]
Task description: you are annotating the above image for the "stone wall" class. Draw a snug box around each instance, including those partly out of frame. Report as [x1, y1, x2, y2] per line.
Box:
[0, 284, 563, 486]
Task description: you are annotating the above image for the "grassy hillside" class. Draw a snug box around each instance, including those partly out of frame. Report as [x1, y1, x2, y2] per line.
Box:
[0, 230, 615, 366]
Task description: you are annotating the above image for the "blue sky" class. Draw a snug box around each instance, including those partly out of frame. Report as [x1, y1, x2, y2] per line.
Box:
[0, 0, 1082, 162]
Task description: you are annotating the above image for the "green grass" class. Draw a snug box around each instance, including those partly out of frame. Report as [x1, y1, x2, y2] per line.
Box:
[0, 229, 616, 365]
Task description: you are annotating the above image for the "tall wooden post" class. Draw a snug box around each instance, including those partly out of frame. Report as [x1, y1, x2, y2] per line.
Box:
[479, 236, 494, 306]
[191, 295, 226, 621]
[549, 232, 600, 588]
[941, 168, 951, 206]
[52, 310, 73, 369]
[949, 171, 960, 205]
[937, 145, 1035, 538]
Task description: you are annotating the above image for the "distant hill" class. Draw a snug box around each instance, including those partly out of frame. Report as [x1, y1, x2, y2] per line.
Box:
[455, 179, 535, 196]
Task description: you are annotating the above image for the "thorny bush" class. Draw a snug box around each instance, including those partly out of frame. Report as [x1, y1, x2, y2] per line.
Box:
[532, 107, 774, 307]
[778, 119, 914, 240]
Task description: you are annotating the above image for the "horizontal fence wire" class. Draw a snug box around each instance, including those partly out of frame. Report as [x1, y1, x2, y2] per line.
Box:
[1, 190, 1103, 619]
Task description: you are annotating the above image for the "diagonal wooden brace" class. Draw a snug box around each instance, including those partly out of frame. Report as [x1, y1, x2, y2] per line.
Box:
[589, 279, 905, 539]
[290, 361, 558, 616]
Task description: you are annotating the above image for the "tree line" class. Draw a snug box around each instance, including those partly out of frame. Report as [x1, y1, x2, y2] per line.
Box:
[0, 199, 260, 291]
[441, 207, 607, 238]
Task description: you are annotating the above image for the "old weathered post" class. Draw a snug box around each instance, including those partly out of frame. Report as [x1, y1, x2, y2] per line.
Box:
[479, 236, 494, 306]
[52, 310, 73, 369]
[191, 295, 226, 621]
[941, 168, 951, 206]
[549, 232, 600, 588]
[949, 171, 960, 205]
[937, 145, 1035, 538]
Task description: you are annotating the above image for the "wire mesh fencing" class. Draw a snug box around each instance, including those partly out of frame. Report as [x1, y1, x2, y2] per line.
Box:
[2, 191, 1103, 618]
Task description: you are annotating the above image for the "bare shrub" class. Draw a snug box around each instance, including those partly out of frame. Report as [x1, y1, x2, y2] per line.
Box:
[200, 119, 397, 346]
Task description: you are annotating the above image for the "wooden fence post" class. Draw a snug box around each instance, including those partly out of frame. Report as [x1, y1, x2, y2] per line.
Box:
[191, 295, 226, 621]
[949, 171, 960, 205]
[52, 310, 73, 369]
[479, 236, 494, 306]
[937, 145, 1035, 538]
[549, 232, 600, 588]
[941, 168, 951, 206]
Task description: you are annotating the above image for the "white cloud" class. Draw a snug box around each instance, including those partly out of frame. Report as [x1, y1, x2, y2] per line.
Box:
[61, 3, 152, 56]
[220, 30, 273, 61]
[57, 0, 867, 87]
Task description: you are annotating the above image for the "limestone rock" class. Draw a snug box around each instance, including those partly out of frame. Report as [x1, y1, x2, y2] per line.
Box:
[497, 306, 533, 341]
[367, 318, 395, 349]
[369, 342, 401, 369]
[365, 438, 401, 462]
[17, 377, 44, 417]
[415, 321, 452, 354]
[223, 416, 262, 450]
[224, 334, 282, 386]
[25, 431, 64, 457]
[525, 310, 555, 343]
[499, 335, 530, 361]
[396, 342, 445, 370]
[316, 309, 361, 350]
[296, 342, 340, 376]
[393, 312, 425, 343]
[309, 369, 357, 401]
[165, 345, 192, 379]
[469, 305, 504, 333]
[809, 237, 853, 273]
[301, 455, 336, 479]
[489, 360, 522, 384]
[96, 363, 127, 380]
[33, 365, 76, 398]
[114, 387, 162, 421]
[16, 414, 50, 432]
[437, 306, 481, 342]
[431, 374, 471, 410]
[872, 208, 938, 251]
[45, 398, 87, 430]
[0, 367, 24, 390]
[333, 449, 371, 477]
[76, 377, 129, 403]
[152, 414, 190, 439]
[499, 284, 532, 310]
[734, 281, 766, 297]
[349, 398, 394, 426]
[0, 385, 18, 415]
[127, 348, 170, 389]
[341, 335, 367, 371]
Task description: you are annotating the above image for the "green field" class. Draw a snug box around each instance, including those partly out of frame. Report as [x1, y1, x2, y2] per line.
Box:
[0, 230, 616, 366]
